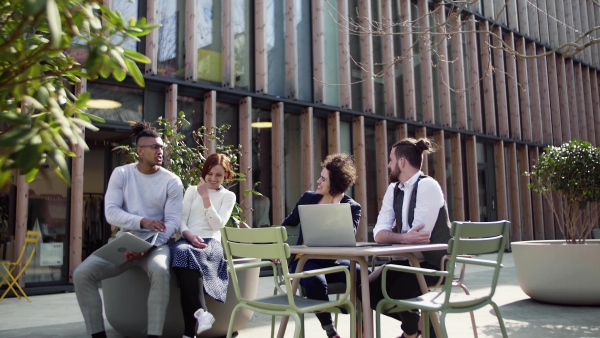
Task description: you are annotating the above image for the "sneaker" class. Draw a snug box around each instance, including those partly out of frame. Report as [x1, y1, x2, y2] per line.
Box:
[194, 309, 215, 335]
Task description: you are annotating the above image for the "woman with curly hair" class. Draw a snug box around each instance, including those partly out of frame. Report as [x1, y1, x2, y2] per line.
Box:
[282, 153, 362, 338]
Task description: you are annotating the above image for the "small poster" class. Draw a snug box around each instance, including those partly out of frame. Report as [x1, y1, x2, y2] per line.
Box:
[40, 242, 64, 266]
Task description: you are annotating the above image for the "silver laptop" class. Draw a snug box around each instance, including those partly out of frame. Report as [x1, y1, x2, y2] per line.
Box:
[92, 232, 158, 265]
[298, 204, 390, 247]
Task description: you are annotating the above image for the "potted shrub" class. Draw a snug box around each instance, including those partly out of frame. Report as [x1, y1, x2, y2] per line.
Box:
[513, 140, 600, 305]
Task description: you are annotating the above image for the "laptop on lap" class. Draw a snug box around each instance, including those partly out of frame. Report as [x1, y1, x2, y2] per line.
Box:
[298, 204, 390, 247]
[92, 232, 158, 265]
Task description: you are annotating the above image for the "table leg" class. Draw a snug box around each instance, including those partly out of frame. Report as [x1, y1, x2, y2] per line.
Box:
[355, 257, 372, 338]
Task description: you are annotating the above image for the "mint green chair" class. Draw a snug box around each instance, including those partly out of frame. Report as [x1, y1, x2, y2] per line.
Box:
[375, 221, 510, 338]
[221, 226, 356, 338]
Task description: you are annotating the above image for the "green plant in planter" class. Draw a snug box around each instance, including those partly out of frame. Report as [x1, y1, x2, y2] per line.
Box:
[113, 112, 257, 227]
[525, 140, 600, 243]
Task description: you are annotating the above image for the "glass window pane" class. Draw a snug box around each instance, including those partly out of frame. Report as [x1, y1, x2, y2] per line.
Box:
[323, 1, 340, 106]
[252, 108, 273, 226]
[157, 0, 183, 77]
[297, 1, 312, 101]
[313, 117, 328, 183]
[284, 113, 302, 215]
[348, 0, 363, 111]
[26, 168, 69, 285]
[112, 0, 139, 51]
[197, 0, 223, 83]
[87, 83, 143, 123]
[233, 0, 252, 90]
[177, 96, 204, 148]
[365, 124, 378, 224]
[267, 0, 285, 97]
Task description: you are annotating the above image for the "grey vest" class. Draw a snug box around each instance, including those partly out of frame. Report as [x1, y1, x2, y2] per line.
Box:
[393, 175, 451, 269]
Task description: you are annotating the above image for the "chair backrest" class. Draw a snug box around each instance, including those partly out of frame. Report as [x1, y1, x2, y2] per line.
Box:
[13, 231, 42, 266]
[441, 221, 510, 304]
[221, 227, 294, 303]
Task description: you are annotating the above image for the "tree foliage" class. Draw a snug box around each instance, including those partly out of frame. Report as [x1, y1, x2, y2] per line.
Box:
[526, 140, 600, 243]
[0, 0, 159, 187]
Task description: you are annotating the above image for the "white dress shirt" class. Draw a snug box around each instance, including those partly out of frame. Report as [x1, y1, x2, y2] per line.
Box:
[373, 171, 445, 260]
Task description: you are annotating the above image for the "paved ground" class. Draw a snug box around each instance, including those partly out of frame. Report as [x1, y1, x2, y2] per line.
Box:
[1, 253, 599, 337]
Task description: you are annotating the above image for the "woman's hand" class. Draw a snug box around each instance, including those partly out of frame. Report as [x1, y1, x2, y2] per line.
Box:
[183, 230, 208, 249]
[196, 177, 210, 198]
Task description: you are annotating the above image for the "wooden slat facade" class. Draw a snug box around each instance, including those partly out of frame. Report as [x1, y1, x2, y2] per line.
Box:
[239, 97, 253, 225]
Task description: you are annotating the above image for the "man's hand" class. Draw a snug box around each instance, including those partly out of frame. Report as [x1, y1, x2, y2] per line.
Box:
[404, 224, 431, 244]
[183, 230, 208, 249]
[140, 218, 166, 232]
[124, 248, 151, 262]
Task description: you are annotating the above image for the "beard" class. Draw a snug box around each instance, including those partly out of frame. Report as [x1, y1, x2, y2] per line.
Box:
[389, 163, 401, 183]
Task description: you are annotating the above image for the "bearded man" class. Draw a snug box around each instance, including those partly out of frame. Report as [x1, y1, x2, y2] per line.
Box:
[361, 137, 451, 338]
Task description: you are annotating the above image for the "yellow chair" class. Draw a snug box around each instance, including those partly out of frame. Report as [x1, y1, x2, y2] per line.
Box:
[0, 230, 42, 302]
[221, 226, 356, 338]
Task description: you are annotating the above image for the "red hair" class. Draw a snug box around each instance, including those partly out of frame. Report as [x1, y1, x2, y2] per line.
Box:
[201, 153, 234, 181]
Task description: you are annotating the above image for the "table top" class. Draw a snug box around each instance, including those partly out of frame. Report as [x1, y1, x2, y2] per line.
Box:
[289, 243, 448, 256]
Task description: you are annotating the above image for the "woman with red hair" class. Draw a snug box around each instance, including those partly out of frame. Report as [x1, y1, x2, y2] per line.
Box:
[171, 153, 236, 338]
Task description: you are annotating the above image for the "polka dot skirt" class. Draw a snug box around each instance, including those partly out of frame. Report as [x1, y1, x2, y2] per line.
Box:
[171, 238, 229, 303]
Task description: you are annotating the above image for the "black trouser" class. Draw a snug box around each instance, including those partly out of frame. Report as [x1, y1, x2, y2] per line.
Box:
[361, 260, 439, 337]
[173, 267, 208, 337]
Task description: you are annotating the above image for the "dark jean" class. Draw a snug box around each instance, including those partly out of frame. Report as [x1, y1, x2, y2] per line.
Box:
[289, 258, 363, 327]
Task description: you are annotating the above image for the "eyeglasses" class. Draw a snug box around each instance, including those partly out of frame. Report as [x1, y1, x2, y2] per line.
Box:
[138, 144, 165, 151]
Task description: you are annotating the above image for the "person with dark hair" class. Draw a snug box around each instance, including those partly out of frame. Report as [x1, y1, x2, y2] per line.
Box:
[73, 121, 183, 338]
[171, 153, 236, 338]
[362, 137, 451, 338]
[282, 153, 362, 338]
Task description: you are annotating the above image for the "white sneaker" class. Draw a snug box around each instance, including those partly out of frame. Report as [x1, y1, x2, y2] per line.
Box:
[194, 309, 215, 335]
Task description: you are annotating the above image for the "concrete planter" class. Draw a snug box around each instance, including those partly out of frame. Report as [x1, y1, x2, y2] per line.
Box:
[512, 240, 600, 305]
[102, 257, 260, 338]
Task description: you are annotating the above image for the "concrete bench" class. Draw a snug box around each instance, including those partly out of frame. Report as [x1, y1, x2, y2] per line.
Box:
[102, 257, 260, 338]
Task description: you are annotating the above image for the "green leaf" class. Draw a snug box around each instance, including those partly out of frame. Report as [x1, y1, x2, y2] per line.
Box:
[76, 92, 91, 108]
[0, 128, 38, 148]
[124, 50, 151, 64]
[22, 0, 47, 16]
[0, 112, 31, 125]
[125, 58, 145, 87]
[112, 65, 127, 81]
[48, 149, 71, 183]
[78, 111, 105, 123]
[46, 0, 62, 48]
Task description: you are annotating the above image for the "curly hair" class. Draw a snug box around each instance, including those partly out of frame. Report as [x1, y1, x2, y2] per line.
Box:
[201, 153, 234, 181]
[321, 153, 357, 196]
[392, 137, 438, 169]
[131, 121, 160, 144]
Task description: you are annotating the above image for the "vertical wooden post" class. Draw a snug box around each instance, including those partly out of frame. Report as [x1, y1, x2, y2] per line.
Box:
[507, 143, 521, 242]
[575, 64, 587, 141]
[516, 37, 531, 142]
[328, 111, 340, 154]
[435, 3, 451, 128]
[271, 103, 285, 224]
[285, 0, 298, 99]
[526, 42, 542, 144]
[547, 54, 562, 145]
[222, 0, 234, 87]
[529, 147, 545, 240]
[203, 91, 216, 156]
[337, 0, 351, 108]
[185, 0, 197, 81]
[451, 11, 467, 130]
[359, 0, 374, 113]
[556, 56, 572, 142]
[69, 79, 87, 282]
[480, 21, 496, 136]
[565, 60, 579, 140]
[507, 0, 520, 31]
[493, 27, 509, 138]
[591, 72, 600, 146]
[255, 0, 267, 94]
[312, 0, 325, 103]
[537, 0, 549, 45]
[301, 107, 314, 192]
[546, 0, 559, 48]
[582, 67, 595, 144]
[352, 116, 367, 241]
[165, 84, 178, 127]
[494, 141, 509, 223]
[145, 0, 158, 75]
[467, 15, 482, 133]
[505, 32, 521, 140]
[381, 0, 396, 117]
[518, 145, 533, 241]
[239, 97, 253, 226]
[14, 175, 28, 285]
[465, 136, 480, 221]
[375, 120, 388, 211]
[418, 0, 435, 124]
[433, 130, 447, 197]
[451, 133, 465, 221]
[400, 0, 416, 121]
[537, 47, 552, 145]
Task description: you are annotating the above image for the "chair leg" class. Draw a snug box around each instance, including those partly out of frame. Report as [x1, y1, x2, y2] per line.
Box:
[422, 311, 431, 338]
[439, 311, 449, 338]
[349, 305, 357, 338]
[490, 301, 509, 338]
[458, 284, 478, 338]
[226, 304, 243, 338]
[334, 294, 340, 329]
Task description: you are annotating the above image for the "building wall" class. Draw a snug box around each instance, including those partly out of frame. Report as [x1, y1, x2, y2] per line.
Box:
[12, 0, 600, 288]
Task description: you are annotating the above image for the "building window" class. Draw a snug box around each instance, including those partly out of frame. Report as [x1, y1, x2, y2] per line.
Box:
[284, 112, 302, 215]
[197, 0, 223, 84]
[266, 0, 286, 97]
[323, 1, 341, 106]
[87, 83, 143, 123]
[157, 0, 184, 78]
[233, 0, 253, 90]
